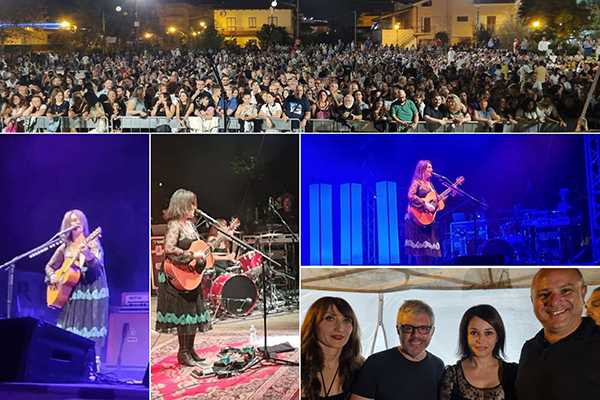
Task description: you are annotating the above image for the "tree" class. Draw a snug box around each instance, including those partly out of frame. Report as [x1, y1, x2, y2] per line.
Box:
[474, 25, 492, 47]
[520, 0, 587, 39]
[197, 25, 224, 50]
[496, 17, 531, 49]
[256, 24, 292, 48]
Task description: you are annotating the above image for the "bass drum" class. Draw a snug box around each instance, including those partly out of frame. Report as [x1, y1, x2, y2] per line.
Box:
[209, 274, 257, 316]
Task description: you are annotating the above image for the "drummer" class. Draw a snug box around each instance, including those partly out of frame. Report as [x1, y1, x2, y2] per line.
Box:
[207, 218, 238, 274]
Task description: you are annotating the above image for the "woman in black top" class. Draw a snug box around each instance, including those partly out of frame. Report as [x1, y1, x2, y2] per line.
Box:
[439, 305, 518, 400]
[302, 297, 363, 400]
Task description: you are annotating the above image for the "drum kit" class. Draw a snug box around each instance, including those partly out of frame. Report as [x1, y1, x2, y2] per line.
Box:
[201, 242, 297, 319]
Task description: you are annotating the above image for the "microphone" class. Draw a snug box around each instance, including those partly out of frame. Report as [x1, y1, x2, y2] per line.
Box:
[194, 209, 203, 217]
[268, 196, 273, 207]
[56, 224, 81, 238]
[432, 171, 451, 181]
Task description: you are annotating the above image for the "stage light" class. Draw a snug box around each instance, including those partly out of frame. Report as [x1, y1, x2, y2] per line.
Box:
[167, 26, 176, 34]
[271, 1, 278, 7]
[115, 6, 123, 13]
[60, 20, 72, 29]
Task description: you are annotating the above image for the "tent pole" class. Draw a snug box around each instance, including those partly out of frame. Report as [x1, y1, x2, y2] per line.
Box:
[370, 293, 389, 354]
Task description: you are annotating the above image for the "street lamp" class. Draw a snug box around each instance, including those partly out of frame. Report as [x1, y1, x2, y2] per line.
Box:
[531, 20, 541, 29]
[394, 23, 400, 46]
[269, 0, 300, 41]
[167, 26, 177, 34]
[115, 6, 123, 13]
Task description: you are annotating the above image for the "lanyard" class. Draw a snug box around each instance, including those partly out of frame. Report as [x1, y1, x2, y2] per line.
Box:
[319, 364, 339, 398]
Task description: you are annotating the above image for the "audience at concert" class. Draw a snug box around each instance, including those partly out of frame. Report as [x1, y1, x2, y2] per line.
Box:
[1, 42, 598, 132]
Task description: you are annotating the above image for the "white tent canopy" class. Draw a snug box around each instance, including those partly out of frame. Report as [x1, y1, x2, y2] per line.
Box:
[301, 268, 600, 365]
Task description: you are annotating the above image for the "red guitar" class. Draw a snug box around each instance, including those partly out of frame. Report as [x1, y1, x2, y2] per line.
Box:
[408, 176, 464, 226]
[164, 218, 240, 291]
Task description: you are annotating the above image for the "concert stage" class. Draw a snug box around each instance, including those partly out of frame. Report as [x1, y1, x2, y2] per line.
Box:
[302, 134, 600, 266]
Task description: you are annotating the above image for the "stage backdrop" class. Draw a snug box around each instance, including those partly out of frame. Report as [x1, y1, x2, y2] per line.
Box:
[0, 135, 149, 321]
[301, 134, 587, 265]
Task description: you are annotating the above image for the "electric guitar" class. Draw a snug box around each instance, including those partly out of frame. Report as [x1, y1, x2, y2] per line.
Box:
[408, 176, 465, 226]
[164, 217, 240, 291]
[47, 227, 102, 309]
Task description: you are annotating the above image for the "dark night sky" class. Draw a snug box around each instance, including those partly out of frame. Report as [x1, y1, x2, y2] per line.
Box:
[151, 135, 299, 233]
[41, 0, 395, 21]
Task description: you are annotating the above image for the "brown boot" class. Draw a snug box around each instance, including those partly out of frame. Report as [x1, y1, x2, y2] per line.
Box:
[177, 334, 196, 367]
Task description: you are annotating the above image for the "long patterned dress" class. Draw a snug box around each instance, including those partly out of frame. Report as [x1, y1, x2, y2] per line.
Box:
[46, 239, 109, 355]
[155, 219, 212, 334]
[404, 179, 442, 258]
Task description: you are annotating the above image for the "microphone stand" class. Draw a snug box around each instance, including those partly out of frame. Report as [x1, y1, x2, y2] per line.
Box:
[266, 201, 299, 296]
[0, 232, 67, 318]
[195, 209, 297, 367]
[203, 51, 229, 133]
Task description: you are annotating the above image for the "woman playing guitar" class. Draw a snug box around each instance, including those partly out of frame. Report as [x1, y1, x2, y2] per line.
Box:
[45, 209, 108, 362]
[404, 160, 447, 265]
[156, 189, 238, 366]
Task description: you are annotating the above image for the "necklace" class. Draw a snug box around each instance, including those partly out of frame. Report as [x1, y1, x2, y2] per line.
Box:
[319, 364, 339, 398]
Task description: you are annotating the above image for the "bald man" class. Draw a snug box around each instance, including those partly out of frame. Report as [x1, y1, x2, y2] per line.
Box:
[586, 286, 600, 325]
[516, 269, 600, 400]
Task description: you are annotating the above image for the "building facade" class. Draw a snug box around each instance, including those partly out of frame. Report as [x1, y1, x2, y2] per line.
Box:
[376, 0, 518, 47]
[213, 9, 293, 46]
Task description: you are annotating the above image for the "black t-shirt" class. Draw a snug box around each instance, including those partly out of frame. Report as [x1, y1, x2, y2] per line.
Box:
[335, 104, 362, 121]
[424, 105, 449, 120]
[283, 95, 310, 120]
[49, 101, 69, 116]
[516, 317, 600, 400]
[352, 347, 444, 400]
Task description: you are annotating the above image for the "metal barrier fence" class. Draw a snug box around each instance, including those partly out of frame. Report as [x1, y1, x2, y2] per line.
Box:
[0, 116, 593, 133]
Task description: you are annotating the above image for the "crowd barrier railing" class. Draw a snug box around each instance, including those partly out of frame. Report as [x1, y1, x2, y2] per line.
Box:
[1, 116, 111, 133]
[1, 117, 591, 133]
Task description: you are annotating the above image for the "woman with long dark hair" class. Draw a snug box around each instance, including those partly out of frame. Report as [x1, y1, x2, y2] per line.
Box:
[405, 160, 441, 265]
[302, 297, 363, 400]
[439, 304, 518, 400]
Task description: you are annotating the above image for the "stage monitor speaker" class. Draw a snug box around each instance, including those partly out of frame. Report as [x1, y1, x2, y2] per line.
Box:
[0, 317, 94, 383]
[105, 311, 149, 367]
[452, 255, 506, 265]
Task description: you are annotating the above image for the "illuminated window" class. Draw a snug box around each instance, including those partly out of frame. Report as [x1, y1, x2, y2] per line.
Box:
[226, 17, 236, 29]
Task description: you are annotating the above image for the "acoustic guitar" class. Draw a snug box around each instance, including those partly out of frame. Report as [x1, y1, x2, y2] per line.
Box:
[164, 218, 240, 291]
[408, 176, 464, 226]
[47, 227, 102, 309]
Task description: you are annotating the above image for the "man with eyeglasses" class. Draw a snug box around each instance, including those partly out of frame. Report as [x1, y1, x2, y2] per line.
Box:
[516, 269, 600, 400]
[350, 300, 444, 400]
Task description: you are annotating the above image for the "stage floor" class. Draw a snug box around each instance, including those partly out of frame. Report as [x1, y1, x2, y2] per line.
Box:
[150, 296, 299, 400]
[0, 382, 148, 399]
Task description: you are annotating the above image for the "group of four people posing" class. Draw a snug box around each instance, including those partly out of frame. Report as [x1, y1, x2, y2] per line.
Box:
[301, 268, 600, 400]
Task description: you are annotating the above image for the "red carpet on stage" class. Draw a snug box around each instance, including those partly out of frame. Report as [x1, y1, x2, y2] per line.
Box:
[151, 331, 299, 400]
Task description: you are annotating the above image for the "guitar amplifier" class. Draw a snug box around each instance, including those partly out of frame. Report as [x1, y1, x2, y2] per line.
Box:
[105, 310, 149, 368]
[450, 220, 488, 257]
